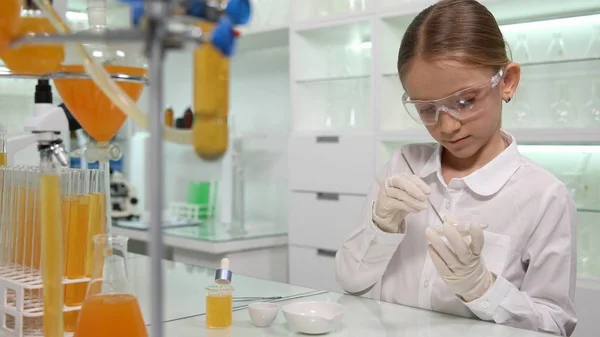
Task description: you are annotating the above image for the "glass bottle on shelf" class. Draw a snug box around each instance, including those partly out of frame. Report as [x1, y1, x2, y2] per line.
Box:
[508, 87, 533, 127]
[582, 80, 600, 125]
[586, 25, 600, 58]
[547, 32, 566, 61]
[512, 34, 531, 63]
[549, 81, 576, 127]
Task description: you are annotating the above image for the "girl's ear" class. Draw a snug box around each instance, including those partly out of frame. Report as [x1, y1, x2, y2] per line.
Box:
[501, 62, 521, 102]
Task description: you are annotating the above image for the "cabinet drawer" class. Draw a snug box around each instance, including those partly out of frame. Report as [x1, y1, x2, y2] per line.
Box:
[289, 245, 343, 293]
[289, 133, 374, 195]
[289, 192, 366, 251]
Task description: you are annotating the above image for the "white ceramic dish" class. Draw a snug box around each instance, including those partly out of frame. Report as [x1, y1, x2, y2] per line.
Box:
[282, 301, 345, 334]
[248, 302, 279, 327]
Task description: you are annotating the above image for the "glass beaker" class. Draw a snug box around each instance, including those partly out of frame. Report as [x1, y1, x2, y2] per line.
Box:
[206, 284, 234, 328]
[74, 234, 148, 337]
[1, 0, 65, 75]
[550, 81, 576, 127]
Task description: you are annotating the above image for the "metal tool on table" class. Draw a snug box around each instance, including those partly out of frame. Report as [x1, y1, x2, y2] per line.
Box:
[233, 296, 283, 302]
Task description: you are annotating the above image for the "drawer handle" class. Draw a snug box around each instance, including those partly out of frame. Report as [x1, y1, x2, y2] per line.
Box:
[317, 249, 337, 258]
[317, 192, 339, 201]
[316, 136, 339, 143]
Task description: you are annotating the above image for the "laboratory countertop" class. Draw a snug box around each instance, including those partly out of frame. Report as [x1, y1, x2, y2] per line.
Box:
[126, 256, 316, 323]
[141, 267, 551, 337]
[113, 220, 288, 254]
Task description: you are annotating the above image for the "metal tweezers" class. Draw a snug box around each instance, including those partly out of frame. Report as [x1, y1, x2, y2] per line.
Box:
[400, 149, 443, 223]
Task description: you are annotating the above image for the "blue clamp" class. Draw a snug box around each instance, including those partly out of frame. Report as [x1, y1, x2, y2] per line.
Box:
[211, 17, 236, 57]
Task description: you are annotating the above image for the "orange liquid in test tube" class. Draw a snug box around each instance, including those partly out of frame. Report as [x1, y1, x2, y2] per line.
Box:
[0, 153, 6, 166]
[65, 195, 89, 304]
[74, 294, 148, 337]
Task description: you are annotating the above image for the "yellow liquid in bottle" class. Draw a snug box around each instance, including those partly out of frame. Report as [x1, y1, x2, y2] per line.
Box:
[0, 152, 6, 166]
[206, 294, 233, 328]
[40, 173, 64, 337]
[1, 16, 64, 75]
[193, 21, 230, 160]
[0, 0, 22, 55]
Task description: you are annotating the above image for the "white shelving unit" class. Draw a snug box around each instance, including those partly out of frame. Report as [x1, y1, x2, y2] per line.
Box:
[286, 1, 600, 337]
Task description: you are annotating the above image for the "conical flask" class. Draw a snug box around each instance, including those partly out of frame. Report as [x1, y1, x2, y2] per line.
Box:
[74, 234, 148, 337]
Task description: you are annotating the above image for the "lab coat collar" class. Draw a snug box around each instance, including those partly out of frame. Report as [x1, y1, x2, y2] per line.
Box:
[419, 131, 521, 196]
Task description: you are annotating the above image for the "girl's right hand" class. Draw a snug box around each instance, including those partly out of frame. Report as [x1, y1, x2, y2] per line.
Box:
[373, 173, 431, 233]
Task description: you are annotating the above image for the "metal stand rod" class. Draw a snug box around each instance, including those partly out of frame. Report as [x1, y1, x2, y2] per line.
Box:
[147, 1, 168, 336]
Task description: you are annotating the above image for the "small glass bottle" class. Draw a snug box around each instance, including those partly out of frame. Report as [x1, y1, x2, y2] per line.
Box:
[206, 258, 234, 329]
[547, 32, 566, 61]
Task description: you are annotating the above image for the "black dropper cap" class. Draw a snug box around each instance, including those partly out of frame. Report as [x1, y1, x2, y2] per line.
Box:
[35, 79, 53, 104]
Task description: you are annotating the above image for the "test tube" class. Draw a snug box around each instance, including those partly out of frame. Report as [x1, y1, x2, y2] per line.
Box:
[0, 130, 7, 166]
[64, 169, 90, 332]
[40, 148, 65, 337]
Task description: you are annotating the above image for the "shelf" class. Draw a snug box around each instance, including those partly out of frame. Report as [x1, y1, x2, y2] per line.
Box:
[291, 0, 373, 27]
[293, 11, 374, 32]
[296, 74, 370, 84]
[236, 26, 290, 53]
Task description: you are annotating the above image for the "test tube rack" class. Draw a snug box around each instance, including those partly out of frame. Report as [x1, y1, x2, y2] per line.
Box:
[0, 266, 87, 337]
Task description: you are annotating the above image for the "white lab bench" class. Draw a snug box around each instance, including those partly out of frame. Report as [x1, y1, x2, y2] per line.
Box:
[112, 221, 289, 283]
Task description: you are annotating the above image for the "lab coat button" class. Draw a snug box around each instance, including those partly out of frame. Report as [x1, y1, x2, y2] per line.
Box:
[424, 280, 429, 288]
[481, 301, 490, 309]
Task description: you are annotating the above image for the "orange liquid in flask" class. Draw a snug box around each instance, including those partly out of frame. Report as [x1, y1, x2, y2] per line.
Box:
[1, 16, 64, 75]
[74, 294, 147, 337]
[54, 65, 147, 142]
[0, 0, 22, 55]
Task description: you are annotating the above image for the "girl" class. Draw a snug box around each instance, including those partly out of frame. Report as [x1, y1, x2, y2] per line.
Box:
[334, 0, 577, 335]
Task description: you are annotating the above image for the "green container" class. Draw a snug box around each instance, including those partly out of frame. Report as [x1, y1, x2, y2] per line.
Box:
[186, 181, 219, 220]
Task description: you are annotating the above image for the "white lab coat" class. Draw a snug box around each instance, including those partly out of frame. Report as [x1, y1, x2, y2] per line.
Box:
[335, 131, 577, 336]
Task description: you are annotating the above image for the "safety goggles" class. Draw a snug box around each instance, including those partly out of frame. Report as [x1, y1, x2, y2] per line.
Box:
[402, 68, 504, 126]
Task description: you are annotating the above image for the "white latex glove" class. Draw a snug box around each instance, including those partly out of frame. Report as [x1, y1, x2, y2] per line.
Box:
[373, 173, 431, 233]
[425, 222, 495, 302]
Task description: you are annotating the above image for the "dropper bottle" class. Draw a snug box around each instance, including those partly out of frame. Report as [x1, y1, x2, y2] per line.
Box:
[205, 258, 235, 329]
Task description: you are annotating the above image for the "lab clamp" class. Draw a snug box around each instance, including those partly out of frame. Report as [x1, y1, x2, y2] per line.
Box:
[0, 0, 252, 336]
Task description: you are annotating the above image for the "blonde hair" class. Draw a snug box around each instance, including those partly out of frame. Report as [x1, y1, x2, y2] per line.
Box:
[397, 0, 510, 80]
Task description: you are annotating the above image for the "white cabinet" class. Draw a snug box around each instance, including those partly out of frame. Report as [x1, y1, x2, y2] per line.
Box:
[289, 192, 366, 251]
[289, 134, 375, 194]
[289, 245, 343, 293]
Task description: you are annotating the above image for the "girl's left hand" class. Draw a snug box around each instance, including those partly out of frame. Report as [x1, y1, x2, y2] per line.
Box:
[425, 222, 495, 302]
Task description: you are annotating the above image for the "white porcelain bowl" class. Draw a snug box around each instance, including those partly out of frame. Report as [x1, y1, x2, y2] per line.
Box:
[282, 301, 345, 334]
[248, 302, 279, 327]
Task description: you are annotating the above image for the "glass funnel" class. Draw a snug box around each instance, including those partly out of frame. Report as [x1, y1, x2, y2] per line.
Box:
[1, 0, 65, 75]
[54, 0, 147, 143]
[0, 0, 22, 55]
[74, 234, 148, 337]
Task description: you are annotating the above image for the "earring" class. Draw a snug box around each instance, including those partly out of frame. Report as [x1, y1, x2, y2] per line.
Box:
[504, 97, 512, 103]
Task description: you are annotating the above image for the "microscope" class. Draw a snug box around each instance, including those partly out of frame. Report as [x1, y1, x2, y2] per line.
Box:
[1, 79, 70, 167]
